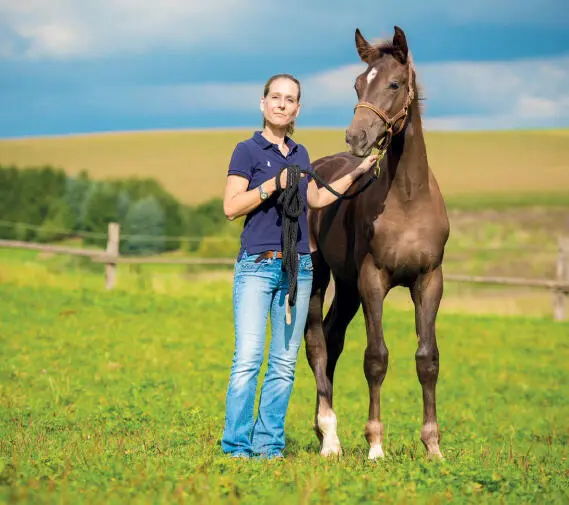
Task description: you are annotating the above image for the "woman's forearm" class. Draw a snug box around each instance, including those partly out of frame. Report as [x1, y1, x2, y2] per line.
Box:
[224, 177, 279, 220]
[313, 172, 359, 209]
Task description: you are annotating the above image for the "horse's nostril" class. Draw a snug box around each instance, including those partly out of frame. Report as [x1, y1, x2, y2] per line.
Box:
[346, 129, 367, 146]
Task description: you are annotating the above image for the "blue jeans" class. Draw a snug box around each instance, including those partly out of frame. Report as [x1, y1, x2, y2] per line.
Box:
[221, 250, 313, 457]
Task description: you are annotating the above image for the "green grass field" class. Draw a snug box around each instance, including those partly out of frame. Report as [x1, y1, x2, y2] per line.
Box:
[1, 129, 569, 207]
[1, 127, 569, 503]
[1, 275, 568, 504]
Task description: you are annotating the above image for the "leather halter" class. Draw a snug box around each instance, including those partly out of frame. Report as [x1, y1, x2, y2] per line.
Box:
[353, 62, 415, 154]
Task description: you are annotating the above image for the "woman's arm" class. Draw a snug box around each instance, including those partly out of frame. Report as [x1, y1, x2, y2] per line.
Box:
[223, 172, 290, 220]
[306, 154, 378, 209]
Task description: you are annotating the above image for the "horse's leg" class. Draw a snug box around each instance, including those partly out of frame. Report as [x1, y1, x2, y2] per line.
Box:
[304, 250, 335, 455]
[314, 277, 361, 456]
[410, 266, 443, 458]
[358, 254, 390, 460]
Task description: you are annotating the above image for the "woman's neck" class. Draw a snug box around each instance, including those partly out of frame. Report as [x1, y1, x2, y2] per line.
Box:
[261, 125, 287, 148]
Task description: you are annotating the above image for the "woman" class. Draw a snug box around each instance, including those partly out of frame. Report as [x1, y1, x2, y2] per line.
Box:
[221, 73, 378, 458]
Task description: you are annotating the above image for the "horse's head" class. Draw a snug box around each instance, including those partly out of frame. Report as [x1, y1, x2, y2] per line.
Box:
[346, 26, 415, 157]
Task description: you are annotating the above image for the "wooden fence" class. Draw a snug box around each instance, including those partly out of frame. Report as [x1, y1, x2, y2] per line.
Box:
[1, 223, 568, 321]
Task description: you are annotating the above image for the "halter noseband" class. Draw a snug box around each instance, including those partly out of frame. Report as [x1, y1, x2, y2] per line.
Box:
[353, 62, 415, 160]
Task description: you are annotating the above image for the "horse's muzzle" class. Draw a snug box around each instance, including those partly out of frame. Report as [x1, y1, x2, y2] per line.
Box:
[345, 128, 383, 157]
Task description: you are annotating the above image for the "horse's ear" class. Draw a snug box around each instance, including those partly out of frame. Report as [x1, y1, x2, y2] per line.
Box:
[355, 28, 379, 64]
[392, 25, 408, 64]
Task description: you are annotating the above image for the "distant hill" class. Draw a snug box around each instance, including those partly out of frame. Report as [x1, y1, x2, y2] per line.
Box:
[1, 128, 568, 206]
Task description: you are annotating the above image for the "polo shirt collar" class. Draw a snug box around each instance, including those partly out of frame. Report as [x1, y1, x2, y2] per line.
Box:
[252, 131, 298, 153]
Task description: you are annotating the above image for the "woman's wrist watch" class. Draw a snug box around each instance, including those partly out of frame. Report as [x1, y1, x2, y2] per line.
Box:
[258, 184, 269, 201]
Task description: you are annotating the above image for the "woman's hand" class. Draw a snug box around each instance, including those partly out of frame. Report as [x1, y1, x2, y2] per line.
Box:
[277, 168, 289, 189]
[269, 168, 307, 192]
[262, 169, 288, 194]
[351, 153, 379, 180]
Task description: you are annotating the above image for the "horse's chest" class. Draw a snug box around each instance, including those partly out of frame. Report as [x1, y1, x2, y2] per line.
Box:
[370, 211, 445, 271]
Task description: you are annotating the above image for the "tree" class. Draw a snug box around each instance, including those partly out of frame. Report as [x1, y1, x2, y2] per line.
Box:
[82, 182, 120, 248]
[0, 166, 20, 239]
[36, 200, 74, 242]
[184, 198, 226, 251]
[64, 170, 92, 231]
[8, 166, 67, 240]
[121, 196, 166, 255]
[111, 177, 183, 251]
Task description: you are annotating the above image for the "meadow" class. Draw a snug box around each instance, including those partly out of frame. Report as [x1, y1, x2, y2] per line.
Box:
[1, 127, 569, 504]
[1, 266, 568, 504]
[1, 128, 569, 207]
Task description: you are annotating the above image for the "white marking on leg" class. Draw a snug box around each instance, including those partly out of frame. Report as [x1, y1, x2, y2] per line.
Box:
[368, 443, 385, 460]
[366, 68, 378, 84]
[317, 413, 342, 457]
[421, 421, 443, 458]
[365, 420, 385, 460]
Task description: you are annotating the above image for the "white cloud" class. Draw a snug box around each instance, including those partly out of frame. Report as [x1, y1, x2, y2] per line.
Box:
[22, 51, 566, 131]
[115, 82, 262, 115]
[421, 54, 569, 128]
[104, 67, 367, 117]
[422, 114, 566, 131]
[1, 0, 567, 60]
[302, 64, 365, 107]
[299, 53, 569, 130]
[0, 0, 245, 59]
[86, 52, 569, 130]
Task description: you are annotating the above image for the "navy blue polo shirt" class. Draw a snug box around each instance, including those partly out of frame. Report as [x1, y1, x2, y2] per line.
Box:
[227, 131, 312, 257]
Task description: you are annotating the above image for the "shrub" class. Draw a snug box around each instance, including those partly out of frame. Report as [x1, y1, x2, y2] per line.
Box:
[121, 196, 166, 255]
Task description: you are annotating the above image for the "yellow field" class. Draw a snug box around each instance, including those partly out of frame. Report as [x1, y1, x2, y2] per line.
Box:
[1, 128, 568, 205]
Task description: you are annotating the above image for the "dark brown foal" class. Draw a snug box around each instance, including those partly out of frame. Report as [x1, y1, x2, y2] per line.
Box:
[305, 26, 449, 459]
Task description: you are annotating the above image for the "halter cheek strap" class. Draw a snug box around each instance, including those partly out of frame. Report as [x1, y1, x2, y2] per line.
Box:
[353, 62, 415, 164]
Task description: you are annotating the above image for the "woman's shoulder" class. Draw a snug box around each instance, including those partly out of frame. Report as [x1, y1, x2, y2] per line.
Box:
[233, 132, 261, 153]
[232, 137, 255, 156]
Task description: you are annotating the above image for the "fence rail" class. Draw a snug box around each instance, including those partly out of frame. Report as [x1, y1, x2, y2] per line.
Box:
[444, 273, 569, 291]
[1, 223, 568, 321]
[0, 239, 106, 259]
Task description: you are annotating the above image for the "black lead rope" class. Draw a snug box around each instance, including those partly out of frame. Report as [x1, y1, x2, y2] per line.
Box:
[275, 164, 378, 323]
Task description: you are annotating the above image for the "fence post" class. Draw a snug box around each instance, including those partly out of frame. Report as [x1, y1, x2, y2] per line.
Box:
[105, 222, 120, 290]
[553, 238, 569, 321]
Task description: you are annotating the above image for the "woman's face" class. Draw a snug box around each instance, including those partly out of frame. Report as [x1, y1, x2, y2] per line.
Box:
[261, 78, 301, 129]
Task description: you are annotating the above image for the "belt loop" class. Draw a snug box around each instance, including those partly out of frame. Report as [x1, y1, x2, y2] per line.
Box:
[273, 251, 277, 259]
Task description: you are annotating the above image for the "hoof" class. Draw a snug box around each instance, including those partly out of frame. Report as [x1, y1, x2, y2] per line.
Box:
[368, 444, 385, 460]
[320, 444, 342, 457]
[317, 413, 342, 458]
[427, 447, 444, 460]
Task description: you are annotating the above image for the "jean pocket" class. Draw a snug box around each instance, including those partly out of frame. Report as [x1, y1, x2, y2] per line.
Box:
[299, 254, 313, 273]
[236, 253, 272, 273]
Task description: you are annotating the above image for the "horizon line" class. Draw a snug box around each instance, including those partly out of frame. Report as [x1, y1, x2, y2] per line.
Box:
[1, 125, 567, 141]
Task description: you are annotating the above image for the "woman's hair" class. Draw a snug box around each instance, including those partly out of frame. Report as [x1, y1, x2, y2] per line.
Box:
[262, 74, 301, 137]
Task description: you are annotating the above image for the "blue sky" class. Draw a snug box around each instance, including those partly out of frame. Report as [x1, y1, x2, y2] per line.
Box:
[1, 0, 568, 138]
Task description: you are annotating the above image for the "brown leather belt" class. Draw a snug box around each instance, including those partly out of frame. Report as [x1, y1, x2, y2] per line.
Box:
[255, 251, 283, 262]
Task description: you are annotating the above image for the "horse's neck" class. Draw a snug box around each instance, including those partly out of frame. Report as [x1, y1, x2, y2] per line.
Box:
[385, 103, 429, 200]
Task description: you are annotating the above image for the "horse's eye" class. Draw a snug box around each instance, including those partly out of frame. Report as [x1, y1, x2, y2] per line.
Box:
[388, 81, 400, 90]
